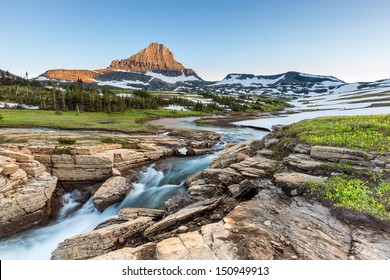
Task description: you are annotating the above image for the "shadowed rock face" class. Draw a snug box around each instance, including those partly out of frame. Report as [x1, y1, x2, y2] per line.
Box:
[108, 42, 197, 77]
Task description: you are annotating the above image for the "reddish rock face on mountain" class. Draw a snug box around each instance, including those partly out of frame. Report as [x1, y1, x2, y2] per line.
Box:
[108, 42, 196, 76]
[43, 69, 104, 83]
[40, 42, 198, 83]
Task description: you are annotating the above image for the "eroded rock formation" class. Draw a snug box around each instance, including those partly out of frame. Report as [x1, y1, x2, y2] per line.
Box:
[0, 149, 58, 238]
[50, 127, 390, 260]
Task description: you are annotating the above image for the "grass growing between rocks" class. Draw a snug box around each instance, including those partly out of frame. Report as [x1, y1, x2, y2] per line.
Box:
[277, 114, 390, 152]
[0, 108, 205, 133]
[305, 177, 390, 221]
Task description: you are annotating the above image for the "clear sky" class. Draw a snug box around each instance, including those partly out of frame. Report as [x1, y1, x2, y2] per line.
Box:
[1, 0, 390, 82]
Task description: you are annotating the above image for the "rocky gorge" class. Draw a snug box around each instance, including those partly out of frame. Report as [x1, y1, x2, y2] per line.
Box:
[44, 125, 390, 260]
[0, 129, 219, 240]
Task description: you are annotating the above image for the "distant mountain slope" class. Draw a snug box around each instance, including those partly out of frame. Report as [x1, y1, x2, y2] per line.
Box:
[0, 69, 20, 80]
[211, 71, 345, 95]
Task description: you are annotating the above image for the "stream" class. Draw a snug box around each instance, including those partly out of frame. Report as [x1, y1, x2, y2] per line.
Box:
[0, 120, 266, 260]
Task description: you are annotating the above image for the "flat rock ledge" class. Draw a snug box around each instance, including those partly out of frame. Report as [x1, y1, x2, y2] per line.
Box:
[25, 131, 219, 182]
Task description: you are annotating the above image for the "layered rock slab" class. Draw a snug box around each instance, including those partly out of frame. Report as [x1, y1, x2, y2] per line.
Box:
[51, 217, 154, 260]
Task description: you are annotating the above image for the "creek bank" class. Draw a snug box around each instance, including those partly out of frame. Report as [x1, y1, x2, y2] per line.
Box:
[30, 131, 219, 182]
[0, 129, 220, 239]
[0, 149, 57, 238]
[51, 125, 390, 260]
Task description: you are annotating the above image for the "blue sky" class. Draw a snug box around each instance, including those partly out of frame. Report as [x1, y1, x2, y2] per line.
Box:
[1, 0, 390, 82]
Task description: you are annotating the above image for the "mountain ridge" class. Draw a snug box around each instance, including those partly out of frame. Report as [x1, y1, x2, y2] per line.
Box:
[36, 43, 390, 96]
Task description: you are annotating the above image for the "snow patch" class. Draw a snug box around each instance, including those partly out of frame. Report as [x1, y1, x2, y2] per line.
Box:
[145, 72, 200, 84]
[299, 73, 341, 82]
[213, 74, 285, 87]
[0, 102, 39, 110]
[330, 83, 360, 94]
[116, 93, 134, 97]
[178, 147, 188, 155]
[96, 80, 145, 89]
[35, 76, 50, 81]
[163, 105, 188, 111]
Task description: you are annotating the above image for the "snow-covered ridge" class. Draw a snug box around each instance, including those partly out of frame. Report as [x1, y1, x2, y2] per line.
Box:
[213, 73, 285, 87]
[212, 71, 344, 88]
[298, 73, 342, 82]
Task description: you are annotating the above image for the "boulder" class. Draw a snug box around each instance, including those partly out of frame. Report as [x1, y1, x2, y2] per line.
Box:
[230, 155, 277, 177]
[144, 198, 221, 238]
[51, 217, 154, 260]
[350, 227, 390, 260]
[211, 140, 263, 168]
[0, 172, 57, 238]
[310, 146, 374, 162]
[0, 150, 34, 163]
[52, 167, 112, 181]
[92, 243, 156, 260]
[214, 187, 353, 259]
[74, 144, 122, 155]
[228, 179, 258, 200]
[188, 184, 216, 197]
[156, 231, 218, 260]
[18, 161, 46, 177]
[164, 193, 199, 213]
[9, 169, 28, 181]
[112, 168, 121, 176]
[161, 186, 354, 260]
[118, 208, 166, 220]
[218, 168, 243, 186]
[293, 144, 311, 154]
[93, 176, 133, 211]
[274, 172, 327, 190]
[1, 163, 19, 175]
[284, 153, 325, 171]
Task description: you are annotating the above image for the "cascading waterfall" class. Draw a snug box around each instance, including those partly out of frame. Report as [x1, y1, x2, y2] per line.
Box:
[0, 122, 267, 260]
[0, 152, 218, 259]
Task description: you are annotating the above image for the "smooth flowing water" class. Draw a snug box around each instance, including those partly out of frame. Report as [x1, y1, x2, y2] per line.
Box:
[0, 122, 266, 260]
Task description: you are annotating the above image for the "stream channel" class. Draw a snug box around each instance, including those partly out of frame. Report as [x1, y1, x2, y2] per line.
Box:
[0, 118, 267, 259]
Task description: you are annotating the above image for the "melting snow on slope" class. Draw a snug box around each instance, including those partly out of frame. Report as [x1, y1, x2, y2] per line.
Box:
[96, 80, 145, 89]
[213, 74, 285, 87]
[145, 72, 200, 84]
[298, 73, 341, 82]
[330, 83, 360, 94]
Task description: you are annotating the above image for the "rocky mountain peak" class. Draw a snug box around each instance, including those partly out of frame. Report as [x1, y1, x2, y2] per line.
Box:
[108, 42, 197, 76]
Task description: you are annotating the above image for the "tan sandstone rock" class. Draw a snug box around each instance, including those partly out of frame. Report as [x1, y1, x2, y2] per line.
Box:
[51, 217, 154, 260]
[93, 176, 133, 211]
